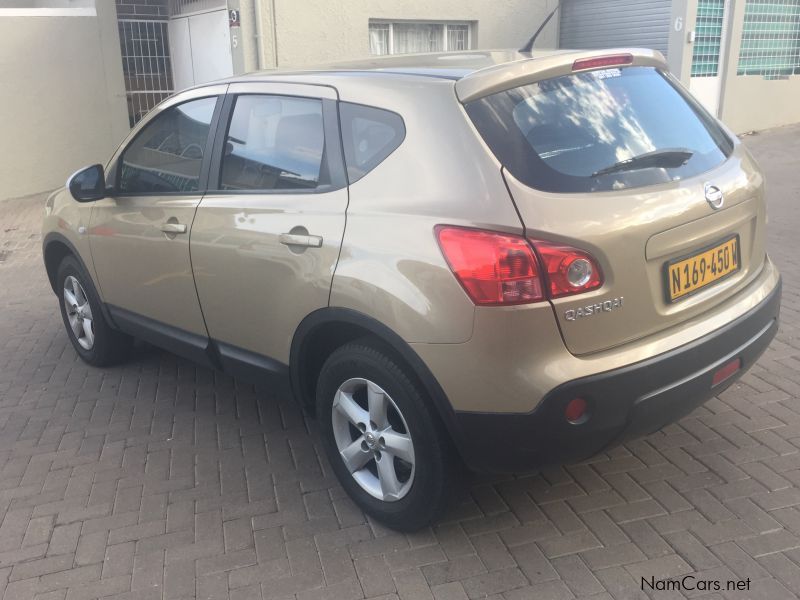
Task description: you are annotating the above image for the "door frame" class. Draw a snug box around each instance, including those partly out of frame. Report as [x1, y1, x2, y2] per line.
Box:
[105, 84, 230, 194]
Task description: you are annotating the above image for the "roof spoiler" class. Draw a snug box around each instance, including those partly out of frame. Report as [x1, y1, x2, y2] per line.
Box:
[455, 48, 667, 103]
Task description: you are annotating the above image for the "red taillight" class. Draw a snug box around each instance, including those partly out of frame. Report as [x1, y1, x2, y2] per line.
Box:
[572, 54, 633, 72]
[712, 358, 741, 387]
[436, 226, 544, 306]
[531, 241, 603, 298]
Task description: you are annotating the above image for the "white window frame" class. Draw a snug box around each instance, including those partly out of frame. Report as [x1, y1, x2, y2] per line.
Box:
[369, 20, 474, 55]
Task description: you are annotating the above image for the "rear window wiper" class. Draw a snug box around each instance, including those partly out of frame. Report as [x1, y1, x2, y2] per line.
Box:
[592, 148, 694, 177]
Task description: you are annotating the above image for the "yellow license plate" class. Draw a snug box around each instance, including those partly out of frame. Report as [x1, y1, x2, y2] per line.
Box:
[666, 236, 740, 302]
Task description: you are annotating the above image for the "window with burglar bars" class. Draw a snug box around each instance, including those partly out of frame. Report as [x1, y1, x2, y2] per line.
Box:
[118, 19, 174, 127]
[169, 0, 226, 17]
[737, 0, 800, 78]
[691, 0, 725, 76]
[369, 21, 473, 55]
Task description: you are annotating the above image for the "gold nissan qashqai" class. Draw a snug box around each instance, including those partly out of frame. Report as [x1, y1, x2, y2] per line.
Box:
[43, 48, 781, 530]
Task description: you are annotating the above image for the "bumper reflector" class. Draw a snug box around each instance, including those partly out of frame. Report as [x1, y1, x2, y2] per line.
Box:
[712, 358, 742, 387]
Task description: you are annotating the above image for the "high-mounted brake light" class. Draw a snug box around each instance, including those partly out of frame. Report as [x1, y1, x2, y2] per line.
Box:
[530, 241, 604, 298]
[436, 226, 544, 306]
[572, 54, 633, 72]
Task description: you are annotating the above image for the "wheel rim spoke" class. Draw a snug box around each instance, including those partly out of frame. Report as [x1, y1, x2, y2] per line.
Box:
[367, 384, 388, 428]
[68, 314, 82, 337]
[340, 437, 371, 473]
[73, 281, 86, 305]
[334, 390, 369, 428]
[380, 430, 414, 463]
[64, 288, 79, 309]
[81, 319, 94, 348]
[376, 453, 401, 499]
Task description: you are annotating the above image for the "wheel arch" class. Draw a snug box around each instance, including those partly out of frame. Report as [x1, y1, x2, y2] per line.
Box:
[43, 232, 117, 329]
[290, 307, 467, 456]
[43, 233, 87, 294]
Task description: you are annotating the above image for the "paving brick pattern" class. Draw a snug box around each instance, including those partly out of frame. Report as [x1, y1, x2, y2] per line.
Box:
[0, 124, 799, 599]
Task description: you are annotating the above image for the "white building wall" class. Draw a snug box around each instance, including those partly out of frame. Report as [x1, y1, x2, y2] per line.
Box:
[0, 2, 129, 199]
[718, 0, 800, 133]
[245, 0, 559, 69]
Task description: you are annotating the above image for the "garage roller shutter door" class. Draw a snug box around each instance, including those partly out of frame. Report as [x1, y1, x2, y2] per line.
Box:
[559, 0, 671, 58]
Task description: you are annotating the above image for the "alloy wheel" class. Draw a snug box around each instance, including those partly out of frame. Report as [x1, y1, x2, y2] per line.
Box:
[331, 378, 415, 501]
[63, 275, 95, 350]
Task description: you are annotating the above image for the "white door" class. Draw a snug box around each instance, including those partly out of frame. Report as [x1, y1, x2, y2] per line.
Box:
[689, 77, 723, 117]
[689, 0, 729, 117]
[168, 17, 194, 90]
[189, 10, 233, 84]
[168, 9, 233, 92]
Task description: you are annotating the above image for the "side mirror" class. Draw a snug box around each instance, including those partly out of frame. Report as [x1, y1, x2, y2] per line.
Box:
[67, 164, 106, 202]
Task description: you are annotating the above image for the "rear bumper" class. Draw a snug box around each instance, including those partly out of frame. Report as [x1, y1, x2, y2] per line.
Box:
[454, 276, 781, 473]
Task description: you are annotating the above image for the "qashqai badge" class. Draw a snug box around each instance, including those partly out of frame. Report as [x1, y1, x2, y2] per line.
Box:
[705, 183, 724, 210]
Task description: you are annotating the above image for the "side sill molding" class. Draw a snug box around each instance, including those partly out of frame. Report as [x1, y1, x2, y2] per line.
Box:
[215, 341, 289, 387]
[107, 305, 215, 368]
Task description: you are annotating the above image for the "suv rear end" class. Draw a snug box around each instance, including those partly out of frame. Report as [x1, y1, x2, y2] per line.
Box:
[406, 49, 780, 473]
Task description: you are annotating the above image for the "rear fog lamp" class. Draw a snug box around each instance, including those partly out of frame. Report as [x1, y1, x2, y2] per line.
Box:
[565, 397, 589, 424]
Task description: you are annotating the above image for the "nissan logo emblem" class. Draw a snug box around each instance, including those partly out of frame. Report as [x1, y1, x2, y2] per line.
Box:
[705, 183, 724, 209]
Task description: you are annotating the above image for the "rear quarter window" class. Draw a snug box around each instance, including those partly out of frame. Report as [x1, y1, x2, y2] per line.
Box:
[465, 67, 734, 193]
[339, 102, 405, 184]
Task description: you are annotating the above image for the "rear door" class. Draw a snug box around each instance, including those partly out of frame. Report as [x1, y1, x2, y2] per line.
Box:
[461, 55, 766, 355]
[190, 82, 348, 366]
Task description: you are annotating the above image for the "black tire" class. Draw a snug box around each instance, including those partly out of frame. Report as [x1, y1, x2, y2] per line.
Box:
[316, 340, 453, 531]
[56, 255, 132, 366]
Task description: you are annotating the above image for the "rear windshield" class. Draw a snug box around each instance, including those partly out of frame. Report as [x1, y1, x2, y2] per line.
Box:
[465, 67, 733, 193]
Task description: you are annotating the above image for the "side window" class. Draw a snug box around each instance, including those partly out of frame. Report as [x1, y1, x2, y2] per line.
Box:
[118, 97, 217, 194]
[339, 102, 405, 184]
[220, 95, 326, 191]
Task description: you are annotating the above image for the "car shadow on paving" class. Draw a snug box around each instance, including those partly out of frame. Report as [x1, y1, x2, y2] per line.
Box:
[1, 125, 800, 599]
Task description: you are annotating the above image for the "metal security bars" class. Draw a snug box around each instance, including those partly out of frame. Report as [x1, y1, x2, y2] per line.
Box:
[118, 19, 174, 126]
[368, 21, 473, 55]
[169, 0, 226, 16]
[737, 0, 800, 78]
[447, 24, 470, 51]
[692, 0, 725, 76]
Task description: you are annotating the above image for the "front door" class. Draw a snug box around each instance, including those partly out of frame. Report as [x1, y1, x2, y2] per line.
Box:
[190, 83, 348, 367]
[90, 91, 223, 340]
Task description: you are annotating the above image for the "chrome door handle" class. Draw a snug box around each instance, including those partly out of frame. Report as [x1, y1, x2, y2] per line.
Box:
[279, 233, 323, 248]
[160, 222, 187, 234]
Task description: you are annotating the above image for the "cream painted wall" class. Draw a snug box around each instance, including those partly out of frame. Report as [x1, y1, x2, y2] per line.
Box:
[248, 0, 559, 68]
[721, 76, 800, 134]
[718, 0, 800, 133]
[0, 2, 128, 200]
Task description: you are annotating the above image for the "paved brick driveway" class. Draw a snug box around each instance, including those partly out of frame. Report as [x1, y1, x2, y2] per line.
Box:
[1, 125, 799, 600]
